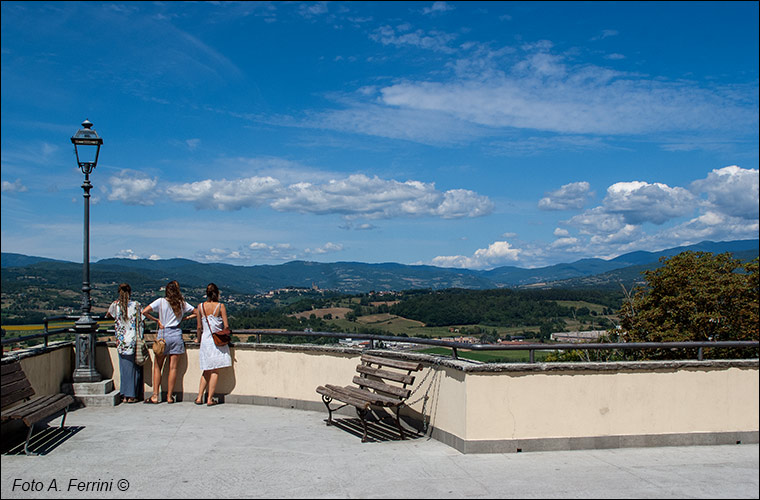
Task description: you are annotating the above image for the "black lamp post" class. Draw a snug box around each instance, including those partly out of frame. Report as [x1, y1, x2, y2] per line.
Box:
[71, 119, 103, 383]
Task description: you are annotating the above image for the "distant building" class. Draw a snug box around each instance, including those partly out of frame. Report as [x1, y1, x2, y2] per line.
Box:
[551, 330, 608, 342]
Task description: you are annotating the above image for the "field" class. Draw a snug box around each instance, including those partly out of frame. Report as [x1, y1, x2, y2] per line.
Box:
[290, 307, 353, 319]
[416, 347, 552, 363]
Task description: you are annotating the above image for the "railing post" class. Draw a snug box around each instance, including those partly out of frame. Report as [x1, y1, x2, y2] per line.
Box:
[452, 347, 458, 359]
[698, 346, 703, 361]
[44, 317, 49, 348]
[529, 349, 534, 363]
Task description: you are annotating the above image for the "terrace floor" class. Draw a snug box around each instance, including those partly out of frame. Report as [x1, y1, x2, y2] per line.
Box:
[1, 401, 758, 499]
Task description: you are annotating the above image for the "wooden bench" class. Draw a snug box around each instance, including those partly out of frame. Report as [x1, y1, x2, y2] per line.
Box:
[1, 360, 75, 455]
[316, 354, 423, 442]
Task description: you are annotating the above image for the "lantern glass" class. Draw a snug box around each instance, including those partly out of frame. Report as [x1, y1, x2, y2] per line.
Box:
[71, 120, 103, 173]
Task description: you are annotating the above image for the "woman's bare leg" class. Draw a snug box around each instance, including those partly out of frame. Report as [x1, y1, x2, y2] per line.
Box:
[196, 371, 209, 403]
[149, 355, 165, 402]
[207, 369, 219, 404]
[166, 355, 179, 402]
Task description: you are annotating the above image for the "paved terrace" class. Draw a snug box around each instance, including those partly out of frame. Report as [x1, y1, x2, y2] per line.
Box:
[2, 402, 758, 499]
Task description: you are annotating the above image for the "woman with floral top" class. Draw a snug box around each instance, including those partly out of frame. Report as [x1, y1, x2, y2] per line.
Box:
[105, 283, 144, 404]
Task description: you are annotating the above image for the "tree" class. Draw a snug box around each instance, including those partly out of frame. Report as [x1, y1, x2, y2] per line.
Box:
[619, 252, 759, 359]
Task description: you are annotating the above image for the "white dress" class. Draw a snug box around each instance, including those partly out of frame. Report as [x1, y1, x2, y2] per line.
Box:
[198, 303, 232, 371]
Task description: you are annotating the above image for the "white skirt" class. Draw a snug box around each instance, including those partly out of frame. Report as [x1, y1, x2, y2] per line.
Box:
[199, 328, 232, 371]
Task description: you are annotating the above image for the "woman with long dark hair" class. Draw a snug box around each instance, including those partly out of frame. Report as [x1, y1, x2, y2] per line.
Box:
[195, 283, 232, 406]
[105, 283, 143, 403]
[142, 280, 195, 404]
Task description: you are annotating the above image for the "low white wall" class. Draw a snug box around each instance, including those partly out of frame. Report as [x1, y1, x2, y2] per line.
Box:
[13, 342, 757, 454]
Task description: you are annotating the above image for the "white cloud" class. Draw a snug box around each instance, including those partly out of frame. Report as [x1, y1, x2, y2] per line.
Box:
[1, 179, 28, 193]
[691, 165, 759, 220]
[304, 242, 343, 255]
[269, 174, 493, 219]
[370, 25, 457, 53]
[165, 176, 281, 210]
[550, 237, 580, 249]
[115, 249, 140, 260]
[538, 181, 593, 210]
[602, 181, 696, 225]
[432, 240, 522, 269]
[106, 171, 159, 205]
[422, 2, 454, 15]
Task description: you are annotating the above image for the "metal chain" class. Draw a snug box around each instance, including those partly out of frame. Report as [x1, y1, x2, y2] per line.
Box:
[405, 358, 443, 434]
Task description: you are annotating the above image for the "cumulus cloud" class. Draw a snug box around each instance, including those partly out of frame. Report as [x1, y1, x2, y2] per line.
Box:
[106, 171, 159, 205]
[1, 179, 28, 193]
[602, 181, 696, 225]
[109, 169, 493, 221]
[432, 240, 522, 269]
[554, 167, 759, 261]
[269, 174, 493, 219]
[165, 176, 282, 210]
[538, 181, 593, 210]
[691, 165, 759, 220]
[115, 249, 141, 260]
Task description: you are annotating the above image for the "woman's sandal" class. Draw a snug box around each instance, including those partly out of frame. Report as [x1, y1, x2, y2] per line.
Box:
[207, 398, 219, 407]
[194, 399, 204, 405]
[144, 395, 160, 404]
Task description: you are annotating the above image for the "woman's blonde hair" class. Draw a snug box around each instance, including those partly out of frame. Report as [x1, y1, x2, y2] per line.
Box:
[165, 280, 185, 317]
[118, 283, 131, 321]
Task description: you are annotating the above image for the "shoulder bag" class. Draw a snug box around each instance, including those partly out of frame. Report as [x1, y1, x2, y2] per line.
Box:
[135, 332, 149, 365]
[135, 306, 149, 365]
[202, 303, 231, 347]
[152, 329, 166, 356]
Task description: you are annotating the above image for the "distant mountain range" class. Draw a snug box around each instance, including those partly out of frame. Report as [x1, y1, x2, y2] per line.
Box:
[2, 239, 757, 294]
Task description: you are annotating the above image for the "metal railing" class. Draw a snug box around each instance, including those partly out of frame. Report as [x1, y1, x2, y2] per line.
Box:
[2, 323, 758, 363]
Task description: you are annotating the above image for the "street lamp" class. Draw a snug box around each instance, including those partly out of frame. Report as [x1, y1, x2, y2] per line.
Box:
[71, 119, 103, 383]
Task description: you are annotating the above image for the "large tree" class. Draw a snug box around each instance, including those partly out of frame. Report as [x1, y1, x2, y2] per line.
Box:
[619, 251, 759, 359]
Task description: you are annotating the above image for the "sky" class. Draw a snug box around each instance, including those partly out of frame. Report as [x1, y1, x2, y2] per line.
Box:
[1, 1, 758, 270]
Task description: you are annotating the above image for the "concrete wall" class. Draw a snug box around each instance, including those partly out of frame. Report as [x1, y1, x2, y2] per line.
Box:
[10, 342, 74, 396]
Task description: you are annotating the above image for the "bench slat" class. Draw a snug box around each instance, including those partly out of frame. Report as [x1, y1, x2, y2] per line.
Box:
[352, 376, 411, 399]
[361, 354, 422, 372]
[356, 365, 415, 385]
[316, 385, 370, 410]
[22, 395, 74, 427]
[1, 369, 28, 387]
[340, 385, 402, 407]
[2, 394, 58, 419]
[1, 362, 23, 377]
[1, 377, 34, 397]
[5, 393, 64, 415]
[1, 386, 35, 411]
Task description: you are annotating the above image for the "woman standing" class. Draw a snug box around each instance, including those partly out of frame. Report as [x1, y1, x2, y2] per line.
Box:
[142, 280, 195, 404]
[105, 283, 143, 404]
[195, 283, 232, 406]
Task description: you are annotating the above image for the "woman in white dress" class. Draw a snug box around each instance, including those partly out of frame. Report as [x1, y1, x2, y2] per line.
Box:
[195, 283, 232, 406]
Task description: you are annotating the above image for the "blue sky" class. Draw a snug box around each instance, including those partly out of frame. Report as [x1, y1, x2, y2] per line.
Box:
[1, 1, 758, 270]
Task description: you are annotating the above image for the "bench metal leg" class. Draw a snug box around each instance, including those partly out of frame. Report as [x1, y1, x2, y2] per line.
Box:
[60, 406, 69, 428]
[356, 408, 369, 443]
[24, 423, 39, 456]
[321, 395, 334, 425]
[394, 407, 405, 440]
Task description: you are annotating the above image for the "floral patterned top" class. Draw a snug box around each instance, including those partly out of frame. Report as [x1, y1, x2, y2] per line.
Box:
[107, 300, 144, 355]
